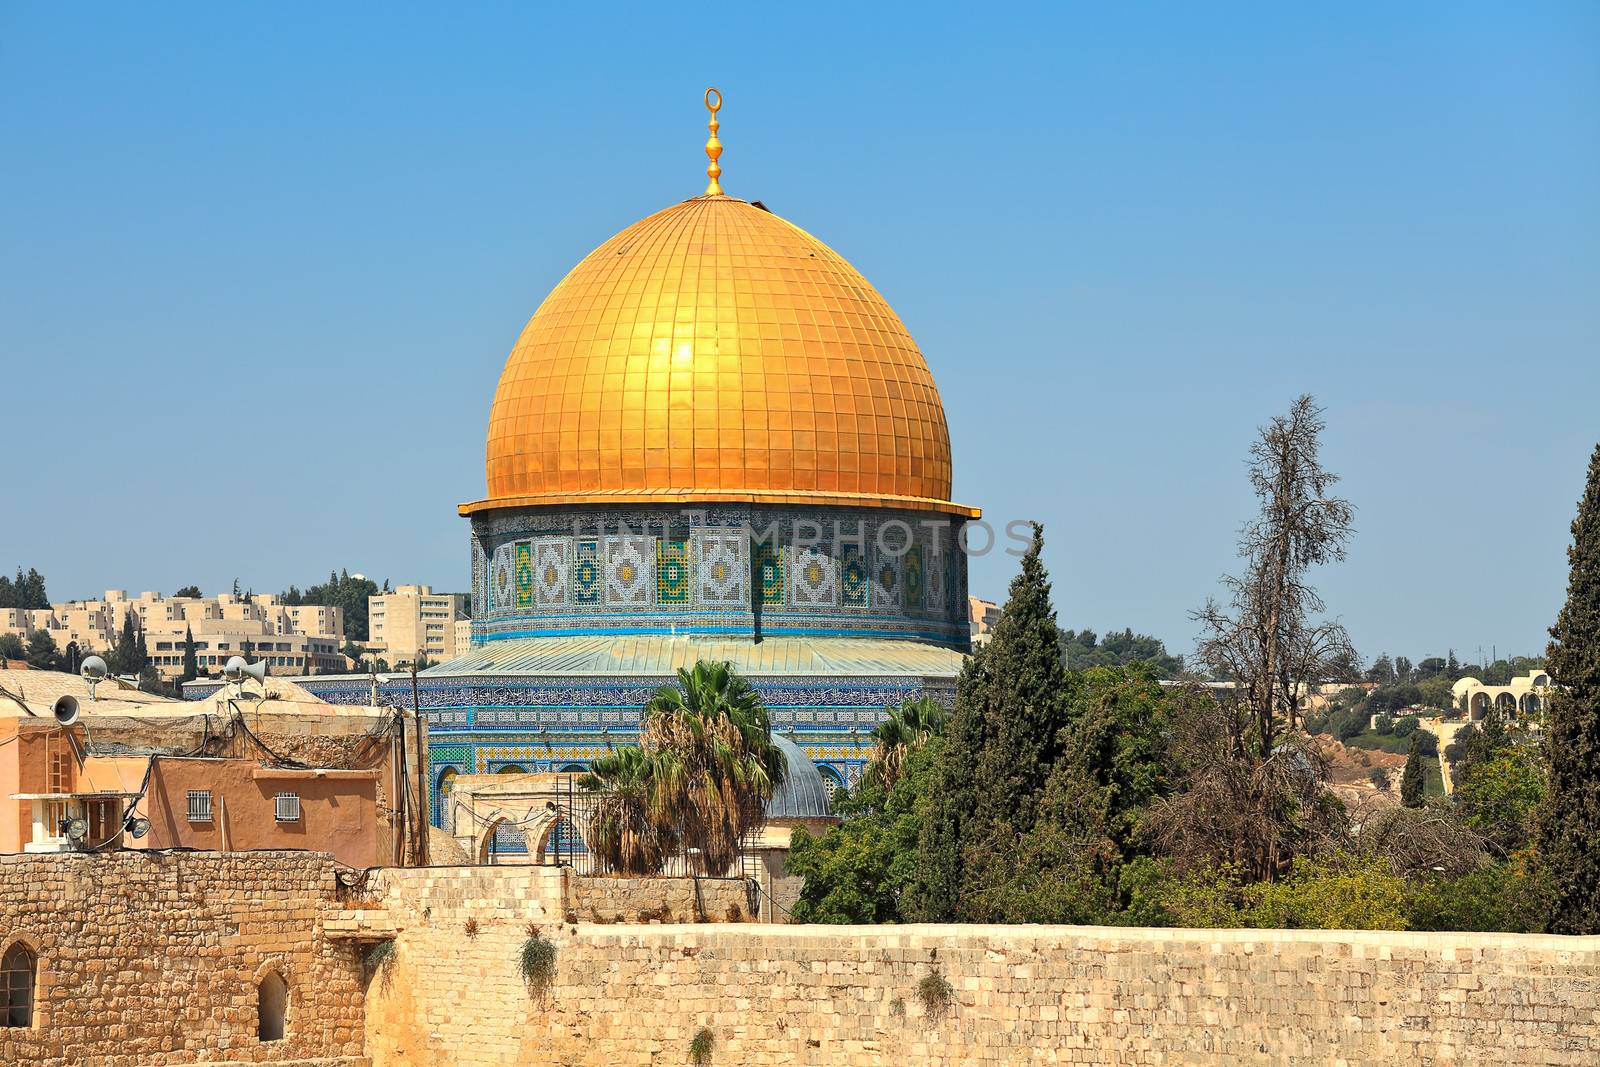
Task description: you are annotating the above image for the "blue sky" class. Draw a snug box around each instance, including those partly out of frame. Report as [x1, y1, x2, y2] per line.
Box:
[2, 3, 1595, 665]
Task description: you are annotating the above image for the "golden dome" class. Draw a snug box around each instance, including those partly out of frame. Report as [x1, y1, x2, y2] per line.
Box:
[462, 193, 974, 517]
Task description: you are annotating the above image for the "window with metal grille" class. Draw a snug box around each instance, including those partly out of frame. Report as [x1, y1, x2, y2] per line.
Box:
[186, 790, 213, 821]
[273, 793, 301, 823]
[0, 942, 35, 1028]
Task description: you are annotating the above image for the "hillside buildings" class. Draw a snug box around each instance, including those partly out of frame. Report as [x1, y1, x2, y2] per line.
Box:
[0, 590, 346, 679]
[366, 584, 470, 665]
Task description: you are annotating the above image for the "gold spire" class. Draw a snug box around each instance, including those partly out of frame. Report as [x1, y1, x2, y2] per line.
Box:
[703, 86, 723, 196]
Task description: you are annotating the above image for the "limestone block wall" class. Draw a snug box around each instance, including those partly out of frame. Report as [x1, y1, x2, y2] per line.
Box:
[0, 851, 366, 1067]
[566, 874, 760, 924]
[363, 918, 1600, 1067]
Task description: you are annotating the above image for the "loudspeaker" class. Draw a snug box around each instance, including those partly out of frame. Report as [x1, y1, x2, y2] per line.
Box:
[53, 695, 80, 727]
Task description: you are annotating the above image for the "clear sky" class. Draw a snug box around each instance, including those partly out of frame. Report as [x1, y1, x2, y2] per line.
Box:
[2, 3, 1595, 666]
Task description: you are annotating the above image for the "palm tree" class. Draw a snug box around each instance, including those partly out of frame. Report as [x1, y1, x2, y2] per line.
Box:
[580, 746, 676, 875]
[864, 696, 947, 791]
[581, 661, 784, 875]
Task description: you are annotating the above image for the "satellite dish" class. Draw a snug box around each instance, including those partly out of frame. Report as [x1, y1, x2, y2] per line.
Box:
[125, 816, 150, 840]
[65, 816, 88, 842]
[53, 695, 80, 727]
[222, 657, 268, 684]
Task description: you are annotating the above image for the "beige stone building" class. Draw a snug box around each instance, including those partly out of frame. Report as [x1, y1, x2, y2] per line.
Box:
[1, 590, 346, 678]
[368, 584, 470, 664]
[967, 595, 1000, 645]
[1451, 669, 1553, 720]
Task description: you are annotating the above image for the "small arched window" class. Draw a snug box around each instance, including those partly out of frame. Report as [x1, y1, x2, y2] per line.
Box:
[1, 942, 36, 1028]
[257, 971, 287, 1041]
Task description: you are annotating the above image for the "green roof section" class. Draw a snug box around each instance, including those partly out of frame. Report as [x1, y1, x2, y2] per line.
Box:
[422, 634, 966, 679]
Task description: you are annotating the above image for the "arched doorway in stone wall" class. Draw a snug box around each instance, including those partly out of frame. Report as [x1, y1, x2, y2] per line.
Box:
[532, 814, 590, 865]
[476, 816, 531, 864]
[1470, 692, 1491, 721]
[436, 768, 459, 832]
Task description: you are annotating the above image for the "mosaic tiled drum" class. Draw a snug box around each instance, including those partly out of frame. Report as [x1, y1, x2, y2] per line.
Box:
[188, 99, 980, 846]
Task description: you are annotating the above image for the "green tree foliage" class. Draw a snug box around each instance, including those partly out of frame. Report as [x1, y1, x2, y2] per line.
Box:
[1538, 442, 1600, 934]
[0, 568, 49, 610]
[1058, 628, 1182, 676]
[580, 661, 782, 876]
[281, 569, 382, 641]
[788, 737, 944, 923]
[1400, 733, 1426, 808]
[908, 524, 1071, 922]
[171, 585, 203, 599]
[180, 625, 199, 683]
[1154, 855, 1409, 931]
[977, 665, 1176, 923]
[1406, 852, 1552, 933]
[862, 696, 945, 791]
[1455, 745, 1544, 854]
[108, 611, 145, 676]
[0, 633, 24, 660]
[24, 629, 60, 671]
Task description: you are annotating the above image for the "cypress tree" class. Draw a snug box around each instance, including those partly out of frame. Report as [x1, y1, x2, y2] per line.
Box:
[111, 611, 138, 676]
[905, 645, 989, 922]
[1400, 732, 1425, 808]
[1537, 442, 1600, 935]
[181, 625, 199, 683]
[908, 524, 1069, 922]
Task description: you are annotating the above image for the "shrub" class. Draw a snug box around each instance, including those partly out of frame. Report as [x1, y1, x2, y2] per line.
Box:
[1368, 768, 1389, 790]
[1249, 855, 1409, 930]
[519, 934, 557, 998]
[1407, 852, 1552, 933]
[1393, 715, 1420, 739]
[1157, 856, 1409, 931]
[688, 1026, 714, 1066]
[1374, 714, 1394, 735]
[363, 939, 395, 973]
[915, 970, 954, 1022]
[1411, 729, 1438, 757]
[463, 917, 479, 938]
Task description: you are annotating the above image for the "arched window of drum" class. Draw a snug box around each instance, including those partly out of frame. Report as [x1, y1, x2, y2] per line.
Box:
[0, 942, 35, 1028]
[257, 971, 287, 1041]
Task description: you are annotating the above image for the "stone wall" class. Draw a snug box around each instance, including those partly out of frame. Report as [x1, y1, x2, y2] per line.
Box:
[364, 916, 1600, 1066]
[0, 851, 367, 1067]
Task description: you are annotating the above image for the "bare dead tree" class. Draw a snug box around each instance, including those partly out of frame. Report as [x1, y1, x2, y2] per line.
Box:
[1196, 394, 1356, 754]
[1151, 396, 1357, 881]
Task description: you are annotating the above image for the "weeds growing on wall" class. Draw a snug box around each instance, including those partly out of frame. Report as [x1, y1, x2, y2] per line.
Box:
[363, 939, 396, 974]
[688, 1026, 714, 1065]
[916, 970, 954, 1023]
[463, 917, 479, 938]
[520, 934, 558, 998]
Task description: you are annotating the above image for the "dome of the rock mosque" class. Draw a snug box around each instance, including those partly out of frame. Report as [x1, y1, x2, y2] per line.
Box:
[461, 191, 971, 518]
